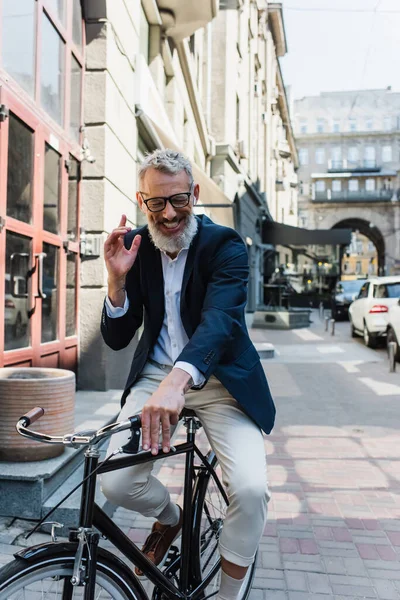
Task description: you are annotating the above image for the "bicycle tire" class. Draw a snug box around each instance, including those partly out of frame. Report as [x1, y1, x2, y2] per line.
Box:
[191, 451, 257, 600]
[0, 544, 147, 600]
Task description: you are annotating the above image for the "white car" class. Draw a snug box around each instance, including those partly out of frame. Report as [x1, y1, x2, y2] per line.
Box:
[386, 301, 400, 361]
[348, 276, 400, 348]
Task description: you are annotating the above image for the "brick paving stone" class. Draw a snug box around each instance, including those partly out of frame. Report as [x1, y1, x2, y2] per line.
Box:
[285, 571, 308, 591]
[307, 572, 333, 594]
[331, 583, 377, 597]
[387, 531, 400, 546]
[372, 579, 400, 600]
[299, 539, 318, 554]
[376, 545, 398, 561]
[279, 538, 299, 553]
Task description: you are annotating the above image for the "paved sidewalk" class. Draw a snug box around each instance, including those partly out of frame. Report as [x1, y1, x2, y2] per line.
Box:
[1, 314, 400, 598]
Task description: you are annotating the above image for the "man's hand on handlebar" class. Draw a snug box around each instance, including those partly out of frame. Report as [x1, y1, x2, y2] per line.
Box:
[141, 368, 193, 455]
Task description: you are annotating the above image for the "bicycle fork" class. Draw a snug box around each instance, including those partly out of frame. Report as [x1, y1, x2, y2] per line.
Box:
[68, 446, 101, 600]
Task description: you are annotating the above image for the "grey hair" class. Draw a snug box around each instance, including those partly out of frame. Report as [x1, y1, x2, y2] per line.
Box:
[138, 148, 194, 186]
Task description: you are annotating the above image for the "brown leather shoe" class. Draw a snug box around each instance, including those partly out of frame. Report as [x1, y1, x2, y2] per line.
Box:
[135, 506, 183, 577]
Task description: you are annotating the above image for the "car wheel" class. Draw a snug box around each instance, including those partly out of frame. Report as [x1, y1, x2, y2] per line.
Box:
[387, 327, 400, 362]
[363, 321, 377, 349]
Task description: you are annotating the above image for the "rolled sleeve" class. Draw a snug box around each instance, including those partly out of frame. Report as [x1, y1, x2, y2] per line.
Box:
[174, 361, 205, 388]
[105, 294, 129, 318]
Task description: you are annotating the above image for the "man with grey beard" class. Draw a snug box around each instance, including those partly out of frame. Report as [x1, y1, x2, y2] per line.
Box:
[101, 149, 275, 600]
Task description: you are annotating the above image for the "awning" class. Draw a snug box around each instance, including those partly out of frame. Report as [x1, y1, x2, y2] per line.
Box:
[148, 119, 235, 228]
[263, 221, 352, 246]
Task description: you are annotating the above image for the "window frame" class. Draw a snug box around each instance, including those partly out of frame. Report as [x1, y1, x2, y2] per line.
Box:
[0, 0, 85, 146]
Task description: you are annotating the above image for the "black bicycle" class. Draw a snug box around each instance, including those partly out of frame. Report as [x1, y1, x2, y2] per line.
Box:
[0, 406, 256, 599]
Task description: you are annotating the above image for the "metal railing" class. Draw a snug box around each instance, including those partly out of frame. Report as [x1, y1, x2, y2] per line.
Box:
[313, 189, 393, 202]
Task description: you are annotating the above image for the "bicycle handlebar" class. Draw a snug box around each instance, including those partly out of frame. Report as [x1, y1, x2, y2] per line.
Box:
[16, 407, 142, 449]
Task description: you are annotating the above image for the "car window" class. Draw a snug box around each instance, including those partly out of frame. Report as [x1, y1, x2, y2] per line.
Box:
[5, 278, 10, 294]
[358, 283, 369, 298]
[374, 284, 388, 299]
[386, 283, 400, 298]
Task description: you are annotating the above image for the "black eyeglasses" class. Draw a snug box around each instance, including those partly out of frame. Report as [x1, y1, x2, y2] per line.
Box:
[140, 185, 194, 213]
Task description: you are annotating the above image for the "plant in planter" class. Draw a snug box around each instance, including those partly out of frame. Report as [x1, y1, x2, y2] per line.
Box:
[0, 368, 75, 462]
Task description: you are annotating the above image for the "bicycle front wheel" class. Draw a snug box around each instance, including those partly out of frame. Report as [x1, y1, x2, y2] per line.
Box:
[191, 452, 256, 600]
[0, 546, 146, 600]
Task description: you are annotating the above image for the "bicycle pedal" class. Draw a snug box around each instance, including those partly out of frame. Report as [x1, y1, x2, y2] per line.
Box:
[164, 545, 179, 567]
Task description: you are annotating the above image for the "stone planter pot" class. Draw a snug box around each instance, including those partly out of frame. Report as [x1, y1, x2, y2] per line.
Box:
[0, 368, 75, 462]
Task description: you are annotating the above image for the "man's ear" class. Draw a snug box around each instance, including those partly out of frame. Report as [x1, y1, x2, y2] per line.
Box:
[192, 183, 200, 205]
[136, 191, 146, 213]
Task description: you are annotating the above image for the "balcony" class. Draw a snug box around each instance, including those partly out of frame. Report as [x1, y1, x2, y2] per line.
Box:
[313, 189, 394, 203]
[327, 159, 380, 173]
[157, 0, 218, 41]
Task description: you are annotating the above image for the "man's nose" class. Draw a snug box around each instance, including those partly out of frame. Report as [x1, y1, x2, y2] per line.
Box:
[162, 200, 177, 220]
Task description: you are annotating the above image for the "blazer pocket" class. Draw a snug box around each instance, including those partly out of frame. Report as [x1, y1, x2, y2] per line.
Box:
[234, 345, 260, 370]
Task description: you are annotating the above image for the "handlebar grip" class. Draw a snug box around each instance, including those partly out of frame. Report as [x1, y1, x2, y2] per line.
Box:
[21, 407, 45, 426]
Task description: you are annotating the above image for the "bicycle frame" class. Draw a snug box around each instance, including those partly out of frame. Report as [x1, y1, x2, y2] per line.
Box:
[73, 417, 224, 600]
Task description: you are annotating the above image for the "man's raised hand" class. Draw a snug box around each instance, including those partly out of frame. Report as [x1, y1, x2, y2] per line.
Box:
[104, 215, 141, 282]
[105, 215, 141, 306]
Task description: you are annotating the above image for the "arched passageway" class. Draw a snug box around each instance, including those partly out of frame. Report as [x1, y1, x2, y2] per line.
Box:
[332, 218, 385, 275]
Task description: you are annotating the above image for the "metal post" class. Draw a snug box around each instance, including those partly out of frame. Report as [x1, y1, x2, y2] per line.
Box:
[330, 319, 335, 336]
[325, 316, 329, 332]
[388, 341, 397, 373]
[319, 302, 324, 320]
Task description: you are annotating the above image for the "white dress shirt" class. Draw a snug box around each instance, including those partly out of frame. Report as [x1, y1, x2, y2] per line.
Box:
[105, 248, 205, 387]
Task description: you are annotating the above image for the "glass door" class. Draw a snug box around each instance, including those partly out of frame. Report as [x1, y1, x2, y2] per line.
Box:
[0, 89, 80, 369]
[0, 90, 40, 364]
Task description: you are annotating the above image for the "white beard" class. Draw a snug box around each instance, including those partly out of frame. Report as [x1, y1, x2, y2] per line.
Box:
[147, 213, 198, 254]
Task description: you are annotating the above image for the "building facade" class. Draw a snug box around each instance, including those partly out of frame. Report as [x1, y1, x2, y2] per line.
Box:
[293, 89, 400, 277]
[0, 0, 297, 389]
[210, 0, 298, 309]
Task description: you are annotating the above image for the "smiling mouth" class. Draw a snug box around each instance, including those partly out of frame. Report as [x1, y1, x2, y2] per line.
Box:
[159, 219, 182, 231]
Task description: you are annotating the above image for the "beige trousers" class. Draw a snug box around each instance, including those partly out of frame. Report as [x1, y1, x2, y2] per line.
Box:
[101, 362, 270, 567]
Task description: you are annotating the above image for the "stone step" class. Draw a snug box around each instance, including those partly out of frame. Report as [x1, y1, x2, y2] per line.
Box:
[0, 390, 122, 520]
[254, 342, 275, 359]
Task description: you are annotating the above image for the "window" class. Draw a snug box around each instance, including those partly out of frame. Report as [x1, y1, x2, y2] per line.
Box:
[355, 261, 362, 275]
[6, 114, 34, 224]
[365, 179, 375, 192]
[365, 117, 373, 130]
[332, 180, 341, 192]
[299, 148, 308, 166]
[331, 147, 342, 161]
[382, 146, 392, 162]
[2, 0, 36, 96]
[72, 0, 83, 48]
[41, 13, 66, 125]
[332, 120, 340, 132]
[364, 146, 376, 168]
[70, 55, 82, 141]
[359, 283, 369, 298]
[316, 119, 325, 133]
[315, 180, 326, 192]
[348, 118, 357, 132]
[349, 179, 359, 192]
[315, 148, 325, 165]
[47, 0, 66, 26]
[384, 116, 392, 131]
[348, 146, 359, 162]
[43, 144, 61, 234]
[299, 119, 307, 134]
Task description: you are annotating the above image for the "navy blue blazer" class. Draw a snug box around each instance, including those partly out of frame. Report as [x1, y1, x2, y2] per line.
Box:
[101, 215, 275, 434]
